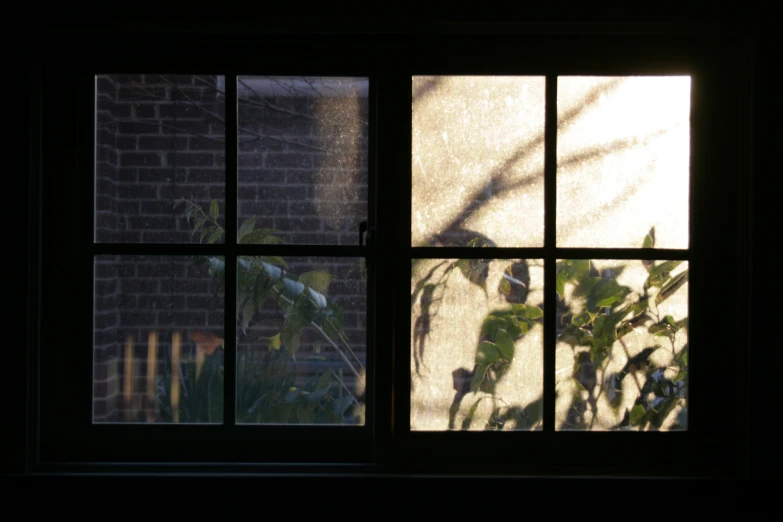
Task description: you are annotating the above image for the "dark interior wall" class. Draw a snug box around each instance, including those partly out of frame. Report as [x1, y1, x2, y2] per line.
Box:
[11, 15, 778, 510]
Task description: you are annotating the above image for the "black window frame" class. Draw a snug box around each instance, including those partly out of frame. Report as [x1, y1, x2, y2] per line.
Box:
[22, 20, 766, 480]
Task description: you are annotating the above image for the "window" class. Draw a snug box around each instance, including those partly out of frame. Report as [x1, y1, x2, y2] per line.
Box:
[27, 22, 760, 478]
[410, 75, 690, 432]
[92, 74, 370, 429]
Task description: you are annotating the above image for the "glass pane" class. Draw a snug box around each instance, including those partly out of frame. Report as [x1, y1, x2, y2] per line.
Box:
[237, 76, 368, 245]
[411, 258, 544, 430]
[412, 76, 545, 247]
[93, 255, 225, 423]
[236, 256, 367, 424]
[95, 74, 226, 243]
[557, 76, 690, 248]
[555, 259, 688, 431]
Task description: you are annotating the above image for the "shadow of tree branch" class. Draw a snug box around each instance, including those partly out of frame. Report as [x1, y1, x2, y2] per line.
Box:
[419, 78, 625, 247]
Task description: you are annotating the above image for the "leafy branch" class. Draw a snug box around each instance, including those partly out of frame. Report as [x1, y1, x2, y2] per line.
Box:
[175, 199, 363, 423]
[174, 197, 225, 244]
[555, 229, 689, 430]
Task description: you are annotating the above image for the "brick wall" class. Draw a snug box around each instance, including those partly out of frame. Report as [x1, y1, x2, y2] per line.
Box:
[94, 255, 224, 422]
[96, 74, 226, 244]
[93, 75, 368, 423]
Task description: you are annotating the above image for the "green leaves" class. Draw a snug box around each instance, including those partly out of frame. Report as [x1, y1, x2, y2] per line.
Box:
[629, 404, 646, 426]
[592, 315, 618, 349]
[237, 217, 256, 242]
[556, 270, 569, 300]
[177, 199, 231, 245]
[241, 297, 255, 331]
[649, 315, 681, 340]
[656, 270, 688, 303]
[627, 299, 649, 320]
[254, 274, 271, 309]
[260, 255, 287, 269]
[644, 260, 683, 289]
[472, 335, 512, 395]
[281, 310, 311, 358]
[236, 216, 284, 244]
[482, 316, 509, 339]
[207, 230, 222, 244]
[173, 198, 367, 425]
[471, 309, 523, 396]
[523, 305, 543, 320]
[494, 329, 515, 360]
[456, 258, 489, 291]
[299, 271, 331, 293]
[559, 324, 593, 347]
[316, 370, 331, 391]
[481, 305, 542, 344]
[470, 364, 490, 393]
[561, 259, 590, 280]
[192, 218, 207, 235]
[323, 302, 345, 340]
[268, 333, 281, 351]
[476, 341, 502, 365]
[333, 395, 354, 416]
[572, 312, 592, 327]
[587, 277, 630, 312]
[240, 229, 278, 244]
[461, 399, 482, 429]
[572, 276, 601, 299]
[282, 328, 301, 358]
[676, 346, 688, 366]
[525, 397, 543, 427]
[556, 259, 590, 299]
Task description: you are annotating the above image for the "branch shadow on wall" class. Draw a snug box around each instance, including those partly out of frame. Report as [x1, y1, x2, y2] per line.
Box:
[411, 77, 683, 430]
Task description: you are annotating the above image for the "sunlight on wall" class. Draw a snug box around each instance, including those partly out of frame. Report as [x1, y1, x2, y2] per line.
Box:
[313, 78, 368, 235]
[557, 77, 691, 248]
[412, 76, 545, 247]
[410, 259, 544, 430]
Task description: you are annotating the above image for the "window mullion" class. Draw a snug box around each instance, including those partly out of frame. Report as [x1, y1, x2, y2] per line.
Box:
[543, 74, 558, 433]
[223, 73, 238, 427]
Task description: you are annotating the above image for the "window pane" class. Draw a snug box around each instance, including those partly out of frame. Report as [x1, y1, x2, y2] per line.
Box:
[412, 76, 545, 248]
[411, 258, 544, 430]
[556, 76, 690, 248]
[93, 255, 225, 423]
[237, 77, 369, 245]
[236, 256, 367, 424]
[95, 75, 226, 243]
[555, 259, 688, 431]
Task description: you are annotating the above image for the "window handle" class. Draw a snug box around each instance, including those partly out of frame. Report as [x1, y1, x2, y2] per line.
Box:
[359, 220, 368, 248]
[359, 220, 374, 271]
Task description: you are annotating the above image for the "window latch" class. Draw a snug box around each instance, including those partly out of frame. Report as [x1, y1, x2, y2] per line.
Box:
[359, 220, 374, 269]
[359, 221, 368, 248]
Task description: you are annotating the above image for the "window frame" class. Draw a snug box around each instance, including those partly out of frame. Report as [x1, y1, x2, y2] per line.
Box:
[386, 32, 752, 478]
[36, 37, 381, 467]
[25, 21, 759, 478]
